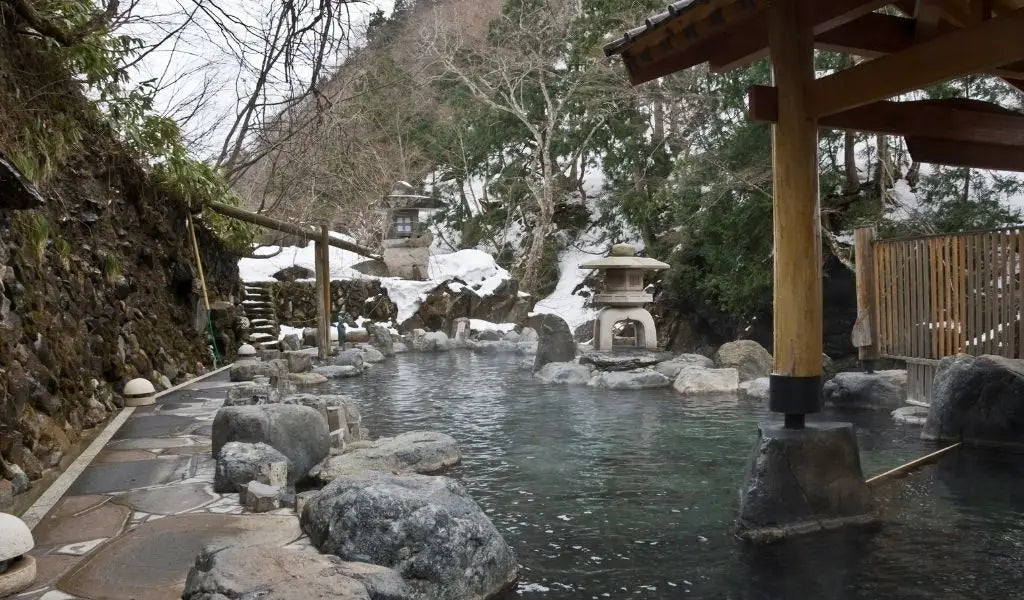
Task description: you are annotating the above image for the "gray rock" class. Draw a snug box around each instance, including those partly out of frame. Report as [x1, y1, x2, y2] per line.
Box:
[673, 366, 739, 395]
[312, 431, 461, 483]
[589, 370, 671, 390]
[359, 347, 386, 363]
[392, 342, 409, 354]
[334, 349, 366, 369]
[212, 404, 329, 484]
[476, 330, 502, 342]
[287, 372, 328, 386]
[314, 365, 363, 379]
[519, 327, 538, 342]
[302, 327, 318, 348]
[736, 422, 875, 542]
[284, 351, 313, 373]
[1, 462, 29, 496]
[412, 331, 451, 352]
[714, 340, 773, 382]
[290, 394, 364, 444]
[229, 359, 288, 382]
[224, 382, 279, 406]
[739, 377, 770, 401]
[502, 331, 521, 343]
[301, 472, 517, 600]
[368, 325, 395, 356]
[654, 354, 715, 379]
[892, 405, 929, 426]
[923, 354, 1024, 448]
[182, 545, 371, 600]
[281, 334, 302, 352]
[824, 370, 907, 409]
[534, 362, 593, 385]
[333, 561, 414, 600]
[242, 481, 282, 513]
[531, 314, 576, 369]
[214, 441, 291, 493]
[517, 341, 538, 355]
[471, 340, 520, 354]
[579, 349, 674, 372]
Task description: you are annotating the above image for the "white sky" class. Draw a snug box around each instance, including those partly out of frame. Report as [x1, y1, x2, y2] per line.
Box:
[125, 0, 395, 158]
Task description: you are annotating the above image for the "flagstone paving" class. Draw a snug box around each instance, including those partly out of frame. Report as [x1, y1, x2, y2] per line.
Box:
[14, 372, 312, 600]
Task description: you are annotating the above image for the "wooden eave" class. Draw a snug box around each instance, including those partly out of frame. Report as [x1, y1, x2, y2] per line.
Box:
[606, 0, 1024, 170]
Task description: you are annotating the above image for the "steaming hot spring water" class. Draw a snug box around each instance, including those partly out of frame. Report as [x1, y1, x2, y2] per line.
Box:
[322, 351, 1024, 599]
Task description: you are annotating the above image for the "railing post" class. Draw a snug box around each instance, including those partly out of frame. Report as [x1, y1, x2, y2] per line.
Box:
[853, 227, 880, 371]
[320, 225, 332, 359]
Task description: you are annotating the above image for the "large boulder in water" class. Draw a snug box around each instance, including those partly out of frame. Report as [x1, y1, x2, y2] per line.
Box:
[530, 314, 576, 369]
[311, 431, 461, 484]
[654, 354, 714, 379]
[824, 370, 906, 409]
[579, 349, 673, 372]
[589, 370, 671, 390]
[714, 340, 773, 382]
[673, 366, 739, 395]
[212, 404, 329, 484]
[534, 362, 594, 385]
[412, 330, 452, 352]
[923, 354, 1024, 448]
[302, 472, 517, 600]
[182, 545, 377, 600]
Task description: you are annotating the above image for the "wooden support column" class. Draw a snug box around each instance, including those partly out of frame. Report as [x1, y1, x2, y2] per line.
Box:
[320, 225, 332, 358]
[768, 0, 822, 427]
[852, 228, 880, 367]
[314, 235, 329, 360]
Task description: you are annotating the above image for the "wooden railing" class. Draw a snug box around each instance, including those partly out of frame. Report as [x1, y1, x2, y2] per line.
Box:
[854, 226, 1024, 404]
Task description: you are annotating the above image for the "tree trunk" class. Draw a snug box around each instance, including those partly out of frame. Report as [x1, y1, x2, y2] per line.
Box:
[843, 132, 859, 193]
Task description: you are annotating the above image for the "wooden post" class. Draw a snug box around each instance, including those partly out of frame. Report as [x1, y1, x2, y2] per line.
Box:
[853, 227, 880, 367]
[320, 225, 332, 358]
[769, 0, 822, 428]
[314, 237, 328, 360]
[187, 212, 217, 367]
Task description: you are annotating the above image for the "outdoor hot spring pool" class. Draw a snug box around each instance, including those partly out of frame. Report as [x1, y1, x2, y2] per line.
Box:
[323, 351, 1024, 599]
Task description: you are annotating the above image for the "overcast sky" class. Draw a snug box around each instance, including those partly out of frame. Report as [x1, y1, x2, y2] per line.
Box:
[126, 0, 395, 158]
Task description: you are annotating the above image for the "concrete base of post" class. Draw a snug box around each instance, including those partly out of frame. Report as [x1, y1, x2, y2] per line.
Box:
[735, 421, 876, 543]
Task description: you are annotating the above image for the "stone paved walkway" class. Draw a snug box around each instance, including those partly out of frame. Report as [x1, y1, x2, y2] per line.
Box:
[15, 372, 312, 600]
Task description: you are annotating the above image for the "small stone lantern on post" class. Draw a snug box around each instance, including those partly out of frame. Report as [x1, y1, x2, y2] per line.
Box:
[580, 244, 668, 351]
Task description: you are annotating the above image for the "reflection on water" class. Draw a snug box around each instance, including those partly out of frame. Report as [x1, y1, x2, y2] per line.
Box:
[325, 352, 1024, 599]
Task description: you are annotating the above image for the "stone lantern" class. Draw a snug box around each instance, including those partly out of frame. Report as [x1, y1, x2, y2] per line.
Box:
[580, 244, 668, 351]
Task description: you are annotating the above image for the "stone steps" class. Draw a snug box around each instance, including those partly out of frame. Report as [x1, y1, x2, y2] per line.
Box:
[243, 281, 281, 352]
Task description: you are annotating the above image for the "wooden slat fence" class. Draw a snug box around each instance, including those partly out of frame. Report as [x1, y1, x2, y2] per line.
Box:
[863, 226, 1024, 404]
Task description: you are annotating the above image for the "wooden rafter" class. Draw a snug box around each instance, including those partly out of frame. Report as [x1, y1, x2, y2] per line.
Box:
[906, 138, 1024, 170]
[814, 12, 1024, 79]
[706, 0, 892, 73]
[810, 7, 1024, 116]
[749, 85, 1024, 147]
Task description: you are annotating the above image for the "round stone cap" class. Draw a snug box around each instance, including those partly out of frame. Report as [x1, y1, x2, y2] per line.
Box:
[124, 378, 156, 397]
[610, 244, 637, 257]
[0, 513, 33, 561]
[237, 344, 257, 357]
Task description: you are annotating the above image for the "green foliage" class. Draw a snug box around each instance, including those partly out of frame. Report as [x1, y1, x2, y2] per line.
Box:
[53, 237, 72, 269]
[24, 213, 52, 265]
[102, 252, 121, 282]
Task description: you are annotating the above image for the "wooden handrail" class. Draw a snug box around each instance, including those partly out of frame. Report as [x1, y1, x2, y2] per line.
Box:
[207, 201, 382, 261]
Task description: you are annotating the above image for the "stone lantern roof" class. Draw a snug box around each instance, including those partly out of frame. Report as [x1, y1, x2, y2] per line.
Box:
[579, 244, 669, 271]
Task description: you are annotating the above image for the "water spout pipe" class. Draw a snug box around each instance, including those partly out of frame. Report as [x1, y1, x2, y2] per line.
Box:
[865, 442, 962, 485]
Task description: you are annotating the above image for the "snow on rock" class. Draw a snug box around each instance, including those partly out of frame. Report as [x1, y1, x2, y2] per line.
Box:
[239, 239, 515, 328]
[469, 319, 516, 333]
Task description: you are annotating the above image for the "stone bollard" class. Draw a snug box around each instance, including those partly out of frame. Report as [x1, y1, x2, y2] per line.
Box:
[123, 378, 156, 407]
[0, 513, 36, 596]
[735, 421, 875, 542]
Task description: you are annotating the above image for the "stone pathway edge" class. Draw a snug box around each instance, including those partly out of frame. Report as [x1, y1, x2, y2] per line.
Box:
[20, 363, 234, 529]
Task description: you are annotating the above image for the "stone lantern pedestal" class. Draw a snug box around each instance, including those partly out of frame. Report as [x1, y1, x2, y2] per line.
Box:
[0, 513, 36, 596]
[580, 244, 668, 351]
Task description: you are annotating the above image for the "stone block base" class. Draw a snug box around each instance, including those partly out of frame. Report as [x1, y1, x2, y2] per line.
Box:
[736, 421, 875, 543]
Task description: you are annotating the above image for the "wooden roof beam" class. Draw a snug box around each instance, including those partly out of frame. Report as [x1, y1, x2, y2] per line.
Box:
[814, 12, 1024, 78]
[810, 8, 1024, 117]
[749, 85, 1024, 147]
[906, 138, 1024, 171]
[706, 0, 893, 72]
